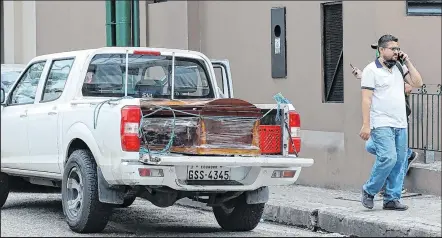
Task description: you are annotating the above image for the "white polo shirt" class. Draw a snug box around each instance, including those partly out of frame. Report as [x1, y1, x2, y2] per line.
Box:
[361, 58, 408, 129]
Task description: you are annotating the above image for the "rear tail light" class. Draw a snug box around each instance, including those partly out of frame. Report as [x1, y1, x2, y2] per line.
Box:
[121, 105, 141, 152]
[288, 111, 301, 154]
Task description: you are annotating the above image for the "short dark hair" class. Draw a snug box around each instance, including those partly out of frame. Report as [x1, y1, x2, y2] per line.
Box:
[377, 34, 399, 48]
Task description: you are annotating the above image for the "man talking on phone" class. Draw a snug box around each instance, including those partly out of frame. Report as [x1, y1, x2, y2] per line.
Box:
[351, 43, 420, 196]
[359, 34, 423, 211]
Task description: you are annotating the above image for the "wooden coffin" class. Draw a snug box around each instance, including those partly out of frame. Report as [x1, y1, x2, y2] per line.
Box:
[140, 98, 262, 156]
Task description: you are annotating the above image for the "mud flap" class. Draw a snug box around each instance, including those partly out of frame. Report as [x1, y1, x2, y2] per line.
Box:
[245, 186, 269, 204]
[97, 167, 125, 204]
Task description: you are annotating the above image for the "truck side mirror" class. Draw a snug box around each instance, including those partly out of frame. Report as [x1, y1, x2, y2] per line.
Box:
[1, 88, 5, 104]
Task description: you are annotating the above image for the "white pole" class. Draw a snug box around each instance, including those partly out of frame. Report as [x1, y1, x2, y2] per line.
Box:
[171, 52, 175, 100]
[125, 50, 129, 97]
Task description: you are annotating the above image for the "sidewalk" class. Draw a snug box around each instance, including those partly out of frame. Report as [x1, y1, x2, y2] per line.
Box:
[176, 185, 441, 237]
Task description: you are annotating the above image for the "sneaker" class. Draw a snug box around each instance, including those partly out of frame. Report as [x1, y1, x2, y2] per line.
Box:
[407, 152, 419, 173]
[361, 189, 374, 209]
[402, 188, 407, 194]
[383, 200, 409, 211]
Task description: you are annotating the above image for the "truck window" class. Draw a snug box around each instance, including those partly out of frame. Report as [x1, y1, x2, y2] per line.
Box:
[81, 53, 214, 99]
[9, 61, 46, 106]
[40, 58, 75, 102]
[213, 66, 224, 95]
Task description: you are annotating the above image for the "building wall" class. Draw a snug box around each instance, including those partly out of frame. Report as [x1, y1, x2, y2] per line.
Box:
[146, 0, 441, 190]
[342, 1, 441, 190]
[35, 1, 148, 55]
[2, 0, 148, 64]
[1, 1, 440, 191]
[1, 0, 4, 63]
[35, 1, 107, 56]
[147, 1, 188, 49]
[195, 1, 349, 189]
[2, 1, 37, 64]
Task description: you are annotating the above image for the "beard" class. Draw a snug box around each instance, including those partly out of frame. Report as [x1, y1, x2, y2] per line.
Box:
[382, 55, 398, 68]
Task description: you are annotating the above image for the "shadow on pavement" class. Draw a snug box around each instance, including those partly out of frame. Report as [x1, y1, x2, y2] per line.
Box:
[2, 198, 62, 212]
[9, 176, 61, 193]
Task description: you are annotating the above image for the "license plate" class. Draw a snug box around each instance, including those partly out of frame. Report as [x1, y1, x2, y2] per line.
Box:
[187, 165, 231, 180]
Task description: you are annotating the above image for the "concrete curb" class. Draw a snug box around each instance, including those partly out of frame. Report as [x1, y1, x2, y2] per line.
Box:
[176, 198, 441, 237]
[316, 207, 441, 237]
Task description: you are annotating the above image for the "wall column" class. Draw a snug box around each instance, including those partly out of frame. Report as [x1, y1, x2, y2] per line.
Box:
[186, 0, 201, 51]
[2, 1, 36, 64]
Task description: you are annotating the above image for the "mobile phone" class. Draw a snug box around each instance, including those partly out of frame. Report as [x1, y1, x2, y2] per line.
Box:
[398, 53, 405, 65]
[398, 51, 405, 65]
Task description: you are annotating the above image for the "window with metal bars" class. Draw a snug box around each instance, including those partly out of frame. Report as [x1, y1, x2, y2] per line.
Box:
[322, 1, 343, 103]
[407, 0, 441, 16]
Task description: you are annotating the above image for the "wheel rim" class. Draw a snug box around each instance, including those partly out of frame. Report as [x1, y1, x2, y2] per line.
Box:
[65, 167, 83, 219]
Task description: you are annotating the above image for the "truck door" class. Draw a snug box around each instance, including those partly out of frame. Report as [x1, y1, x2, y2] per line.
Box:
[211, 60, 234, 98]
[1, 61, 47, 170]
[27, 58, 75, 174]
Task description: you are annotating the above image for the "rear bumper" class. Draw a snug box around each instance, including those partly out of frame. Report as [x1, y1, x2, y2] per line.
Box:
[105, 155, 314, 192]
[139, 154, 314, 167]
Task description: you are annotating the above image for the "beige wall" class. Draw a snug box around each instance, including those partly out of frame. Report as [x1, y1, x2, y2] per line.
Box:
[147, 1, 188, 49]
[199, 1, 346, 132]
[2, 1, 37, 64]
[146, 1, 201, 51]
[2, 1, 440, 191]
[35, 1, 107, 55]
[341, 1, 441, 190]
[2, 1, 148, 63]
[147, 1, 441, 190]
[375, 1, 441, 84]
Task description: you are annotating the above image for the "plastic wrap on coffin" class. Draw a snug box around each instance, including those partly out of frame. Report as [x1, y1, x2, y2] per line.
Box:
[140, 98, 263, 156]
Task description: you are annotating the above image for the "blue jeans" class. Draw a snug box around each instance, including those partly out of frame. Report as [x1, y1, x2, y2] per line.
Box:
[366, 139, 413, 160]
[362, 127, 408, 202]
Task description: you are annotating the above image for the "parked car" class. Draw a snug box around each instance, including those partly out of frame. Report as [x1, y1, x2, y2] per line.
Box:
[0, 47, 314, 233]
[1, 64, 26, 93]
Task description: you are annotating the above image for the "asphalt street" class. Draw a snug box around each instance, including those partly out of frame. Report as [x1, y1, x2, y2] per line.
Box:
[1, 186, 343, 237]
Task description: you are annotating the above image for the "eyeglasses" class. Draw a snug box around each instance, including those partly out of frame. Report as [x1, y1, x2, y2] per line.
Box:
[383, 47, 401, 52]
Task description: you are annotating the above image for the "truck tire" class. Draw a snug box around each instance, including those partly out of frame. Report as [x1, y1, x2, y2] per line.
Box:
[0, 172, 10, 208]
[213, 195, 265, 231]
[62, 149, 112, 233]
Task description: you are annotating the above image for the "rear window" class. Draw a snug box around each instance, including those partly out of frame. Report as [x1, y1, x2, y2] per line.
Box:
[81, 54, 214, 99]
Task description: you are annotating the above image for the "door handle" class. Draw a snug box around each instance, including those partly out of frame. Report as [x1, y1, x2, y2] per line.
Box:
[48, 111, 57, 116]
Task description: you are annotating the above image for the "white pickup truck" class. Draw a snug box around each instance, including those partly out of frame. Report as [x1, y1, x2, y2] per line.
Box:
[0, 47, 314, 233]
